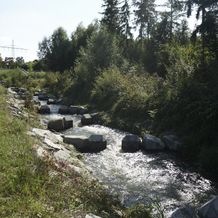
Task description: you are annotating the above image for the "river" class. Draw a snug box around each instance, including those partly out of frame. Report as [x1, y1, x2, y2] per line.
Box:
[38, 99, 216, 216]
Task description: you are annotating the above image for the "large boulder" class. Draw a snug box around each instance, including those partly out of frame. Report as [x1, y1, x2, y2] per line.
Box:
[69, 106, 79, 114]
[81, 114, 93, 126]
[170, 206, 197, 218]
[161, 134, 182, 151]
[58, 105, 70, 114]
[63, 135, 88, 147]
[64, 135, 107, 153]
[38, 105, 50, 114]
[198, 196, 218, 218]
[48, 118, 73, 132]
[122, 134, 141, 152]
[47, 98, 56, 105]
[64, 117, 73, 129]
[69, 105, 88, 115]
[38, 93, 49, 101]
[141, 134, 165, 151]
[86, 135, 107, 153]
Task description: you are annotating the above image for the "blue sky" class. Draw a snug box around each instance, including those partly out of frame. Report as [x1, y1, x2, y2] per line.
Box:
[0, 0, 197, 61]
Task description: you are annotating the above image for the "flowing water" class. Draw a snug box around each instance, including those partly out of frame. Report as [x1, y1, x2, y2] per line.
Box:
[37, 98, 216, 216]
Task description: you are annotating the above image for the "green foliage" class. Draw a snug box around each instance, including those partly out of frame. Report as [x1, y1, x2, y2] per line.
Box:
[66, 27, 122, 103]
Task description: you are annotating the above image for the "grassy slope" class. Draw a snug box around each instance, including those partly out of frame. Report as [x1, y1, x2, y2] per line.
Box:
[0, 84, 154, 218]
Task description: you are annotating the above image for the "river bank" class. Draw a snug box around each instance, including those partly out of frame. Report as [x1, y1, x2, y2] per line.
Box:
[4, 86, 156, 218]
[32, 89, 218, 217]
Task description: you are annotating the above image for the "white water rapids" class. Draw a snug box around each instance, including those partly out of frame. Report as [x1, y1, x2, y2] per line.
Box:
[39, 101, 215, 216]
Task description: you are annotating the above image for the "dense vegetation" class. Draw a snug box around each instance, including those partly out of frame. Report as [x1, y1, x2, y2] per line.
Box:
[1, 83, 162, 217]
[0, 0, 217, 213]
[33, 0, 218, 180]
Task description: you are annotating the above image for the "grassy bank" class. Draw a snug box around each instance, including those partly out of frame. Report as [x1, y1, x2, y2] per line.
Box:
[0, 83, 156, 217]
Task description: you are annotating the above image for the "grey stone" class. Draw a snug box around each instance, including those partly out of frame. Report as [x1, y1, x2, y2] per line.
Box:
[162, 134, 182, 151]
[198, 196, 218, 218]
[38, 105, 50, 114]
[48, 119, 65, 131]
[78, 106, 88, 115]
[58, 105, 70, 114]
[48, 118, 73, 132]
[170, 206, 197, 218]
[141, 134, 165, 151]
[86, 135, 107, 153]
[81, 114, 93, 125]
[64, 135, 107, 153]
[122, 134, 142, 152]
[63, 135, 88, 147]
[47, 98, 56, 105]
[64, 117, 73, 129]
[38, 93, 49, 101]
[69, 106, 79, 114]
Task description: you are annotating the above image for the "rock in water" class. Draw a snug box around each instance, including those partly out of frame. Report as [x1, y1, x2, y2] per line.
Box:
[48, 118, 73, 132]
[162, 134, 182, 151]
[64, 135, 107, 153]
[198, 196, 218, 218]
[38, 105, 50, 114]
[38, 93, 49, 101]
[86, 135, 107, 153]
[64, 117, 73, 129]
[141, 134, 165, 151]
[81, 114, 93, 125]
[122, 134, 141, 152]
[63, 135, 88, 148]
[58, 105, 70, 114]
[170, 206, 197, 218]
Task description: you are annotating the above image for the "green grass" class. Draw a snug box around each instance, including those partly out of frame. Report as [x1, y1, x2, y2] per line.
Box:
[0, 85, 155, 217]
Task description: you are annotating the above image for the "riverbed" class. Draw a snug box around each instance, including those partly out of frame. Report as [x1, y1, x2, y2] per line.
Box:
[38, 99, 216, 216]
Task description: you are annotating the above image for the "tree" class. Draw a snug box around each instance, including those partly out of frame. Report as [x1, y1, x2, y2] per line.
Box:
[38, 27, 71, 72]
[101, 0, 120, 34]
[71, 22, 98, 68]
[120, 0, 132, 39]
[186, 0, 218, 63]
[133, 0, 156, 39]
[166, 0, 185, 40]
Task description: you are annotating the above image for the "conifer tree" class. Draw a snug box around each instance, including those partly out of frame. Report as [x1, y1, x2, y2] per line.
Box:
[120, 0, 132, 39]
[133, 0, 156, 39]
[101, 0, 120, 34]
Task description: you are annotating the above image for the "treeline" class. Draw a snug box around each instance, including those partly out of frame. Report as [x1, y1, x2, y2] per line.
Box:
[37, 0, 218, 180]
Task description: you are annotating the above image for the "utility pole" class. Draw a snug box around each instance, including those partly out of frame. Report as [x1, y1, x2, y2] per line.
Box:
[0, 40, 28, 60]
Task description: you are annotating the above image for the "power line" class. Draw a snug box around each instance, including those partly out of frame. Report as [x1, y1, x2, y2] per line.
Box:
[0, 40, 28, 60]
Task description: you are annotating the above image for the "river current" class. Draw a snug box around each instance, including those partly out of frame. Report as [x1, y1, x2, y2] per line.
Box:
[38, 100, 216, 216]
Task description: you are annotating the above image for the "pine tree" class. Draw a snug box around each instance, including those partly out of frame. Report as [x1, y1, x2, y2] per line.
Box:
[120, 0, 132, 39]
[187, 0, 218, 63]
[133, 0, 156, 39]
[101, 0, 120, 34]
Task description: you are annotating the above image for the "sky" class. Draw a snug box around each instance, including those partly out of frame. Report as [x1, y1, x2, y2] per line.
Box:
[0, 0, 197, 62]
